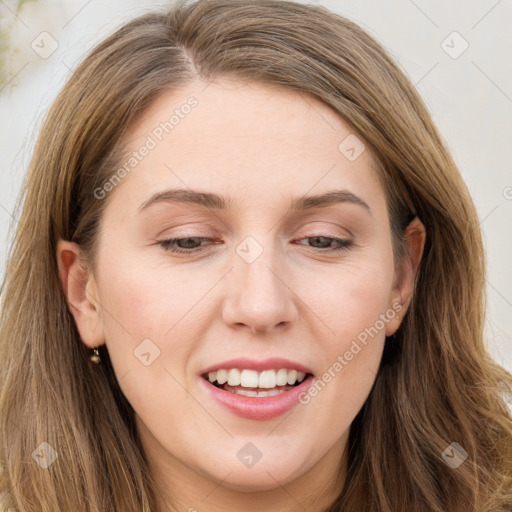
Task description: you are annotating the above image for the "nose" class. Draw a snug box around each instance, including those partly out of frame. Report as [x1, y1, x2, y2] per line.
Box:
[221, 248, 298, 335]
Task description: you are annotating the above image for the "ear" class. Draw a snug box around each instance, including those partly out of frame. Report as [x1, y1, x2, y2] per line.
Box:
[56, 238, 104, 348]
[385, 217, 426, 336]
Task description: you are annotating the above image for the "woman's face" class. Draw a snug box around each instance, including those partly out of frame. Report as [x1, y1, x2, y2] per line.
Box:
[59, 78, 423, 503]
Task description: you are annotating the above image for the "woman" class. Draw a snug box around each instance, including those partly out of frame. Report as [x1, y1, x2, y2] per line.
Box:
[0, 0, 511, 510]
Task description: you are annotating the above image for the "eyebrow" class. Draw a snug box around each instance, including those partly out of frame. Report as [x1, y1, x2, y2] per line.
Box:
[138, 188, 372, 216]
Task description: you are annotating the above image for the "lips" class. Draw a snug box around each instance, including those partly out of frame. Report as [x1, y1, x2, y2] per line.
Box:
[198, 357, 315, 420]
[199, 372, 314, 420]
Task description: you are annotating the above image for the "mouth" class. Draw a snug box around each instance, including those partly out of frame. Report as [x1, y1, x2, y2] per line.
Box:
[201, 368, 314, 398]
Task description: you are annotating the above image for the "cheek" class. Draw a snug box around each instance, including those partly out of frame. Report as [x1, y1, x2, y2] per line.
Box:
[299, 276, 387, 442]
[307, 255, 395, 341]
[94, 249, 215, 387]
[97, 250, 196, 339]
[94, 255, 198, 424]
[300, 256, 393, 412]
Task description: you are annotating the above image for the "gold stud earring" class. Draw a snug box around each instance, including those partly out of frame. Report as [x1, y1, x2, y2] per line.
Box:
[90, 347, 101, 364]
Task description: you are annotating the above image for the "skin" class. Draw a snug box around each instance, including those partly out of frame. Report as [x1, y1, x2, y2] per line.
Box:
[57, 78, 425, 512]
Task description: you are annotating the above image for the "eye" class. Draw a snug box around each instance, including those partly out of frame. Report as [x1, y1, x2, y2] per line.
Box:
[157, 235, 353, 254]
[158, 237, 212, 254]
[295, 235, 353, 251]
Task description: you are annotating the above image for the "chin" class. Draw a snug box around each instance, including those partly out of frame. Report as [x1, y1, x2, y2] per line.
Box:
[211, 467, 300, 492]
[196, 452, 308, 492]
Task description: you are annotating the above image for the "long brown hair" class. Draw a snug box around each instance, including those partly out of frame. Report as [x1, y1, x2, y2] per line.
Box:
[1, 1, 511, 510]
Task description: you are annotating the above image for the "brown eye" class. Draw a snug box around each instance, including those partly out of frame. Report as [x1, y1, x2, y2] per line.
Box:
[296, 236, 353, 251]
[158, 237, 212, 254]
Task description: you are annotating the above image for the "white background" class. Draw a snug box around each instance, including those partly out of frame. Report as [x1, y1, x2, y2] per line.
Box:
[0, 0, 511, 372]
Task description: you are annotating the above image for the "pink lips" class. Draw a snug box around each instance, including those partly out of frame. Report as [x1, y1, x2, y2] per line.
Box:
[198, 357, 315, 421]
[199, 374, 314, 420]
[199, 357, 313, 375]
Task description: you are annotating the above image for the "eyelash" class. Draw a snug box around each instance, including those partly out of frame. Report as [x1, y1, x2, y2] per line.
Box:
[157, 235, 353, 254]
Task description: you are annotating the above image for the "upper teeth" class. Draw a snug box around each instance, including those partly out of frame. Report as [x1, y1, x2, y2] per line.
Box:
[207, 368, 307, 388]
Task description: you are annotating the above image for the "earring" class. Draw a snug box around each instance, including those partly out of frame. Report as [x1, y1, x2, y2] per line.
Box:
[90, 346, 101, 364]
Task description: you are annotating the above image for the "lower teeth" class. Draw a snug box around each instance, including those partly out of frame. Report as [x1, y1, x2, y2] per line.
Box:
[222, 383, 292, 397]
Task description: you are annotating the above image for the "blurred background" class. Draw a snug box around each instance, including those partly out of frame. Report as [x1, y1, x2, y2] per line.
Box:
[0, 0, 511, 372]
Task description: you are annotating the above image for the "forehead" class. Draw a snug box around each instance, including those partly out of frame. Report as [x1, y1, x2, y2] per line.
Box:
[103, 78, 387, 219]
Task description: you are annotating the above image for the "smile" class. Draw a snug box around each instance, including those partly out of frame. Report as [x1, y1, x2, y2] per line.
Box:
[202, 368, 308, 396]
[199, 360, 315, 420]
